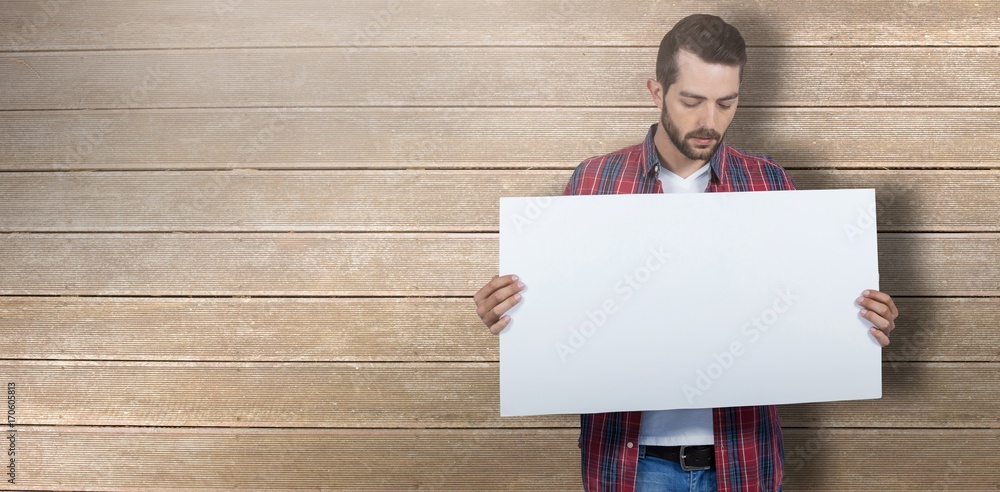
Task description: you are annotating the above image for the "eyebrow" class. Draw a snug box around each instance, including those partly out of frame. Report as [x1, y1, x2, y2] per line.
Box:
[679, 91, 740, 101]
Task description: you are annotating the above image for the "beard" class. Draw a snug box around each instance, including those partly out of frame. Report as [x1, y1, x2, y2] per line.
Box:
[660, 104, 724, 161]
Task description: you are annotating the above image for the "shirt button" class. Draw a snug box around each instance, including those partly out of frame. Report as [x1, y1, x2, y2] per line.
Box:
[626, 442, 634, 449]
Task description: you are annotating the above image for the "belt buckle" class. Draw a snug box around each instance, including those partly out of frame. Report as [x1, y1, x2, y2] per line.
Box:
[678, 445, 712, 472]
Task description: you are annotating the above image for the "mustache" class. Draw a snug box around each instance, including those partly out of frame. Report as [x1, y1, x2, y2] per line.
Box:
[686, 128, 722, 140]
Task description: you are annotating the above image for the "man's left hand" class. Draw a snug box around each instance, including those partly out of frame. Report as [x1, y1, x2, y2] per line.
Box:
[856, 289, 898, 347]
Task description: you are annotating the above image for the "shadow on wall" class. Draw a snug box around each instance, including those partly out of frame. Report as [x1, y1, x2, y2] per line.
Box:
[722, 7, 802, 168]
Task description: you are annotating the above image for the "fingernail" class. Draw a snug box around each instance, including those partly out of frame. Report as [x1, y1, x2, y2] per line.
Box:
[514, 293, 522, 301]
[863, 290, 870, 296]
[870, 327, 877, 334]
[860, 308, 868, 315]
[517, 282, 525, 289]
[511, 275, 518, 281]
[856, 296, 864, 304]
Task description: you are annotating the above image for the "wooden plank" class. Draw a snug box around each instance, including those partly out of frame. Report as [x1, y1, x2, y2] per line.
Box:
[0, 233, 996, 296]
[0, 297, 492, 362]
[0, 361, 565, 428]
[3, 48, 998, 110]
[875, 234, 1000, 296]
[786, 170, 1000, 233]
[0, 169, 560, 233]
[779, 362, 1000, 428]
[885, 298, 1000, 363]
[0, 361, 993, 429]
[2, 108, 1000, 170]
[780, 429, 1000, 491]
[3, 426, 582, 490]
[1, 0, 997, 50]
[1, 297, 995, 363]
[0, 232, 496, 296]
[0, 170, 996, 232]
[4, 427, 998, 490]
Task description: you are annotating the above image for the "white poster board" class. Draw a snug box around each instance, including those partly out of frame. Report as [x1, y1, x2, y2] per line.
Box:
[498, 189, 881, 417]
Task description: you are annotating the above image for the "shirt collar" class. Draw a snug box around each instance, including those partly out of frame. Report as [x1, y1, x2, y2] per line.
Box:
[643, 123, 724, 183]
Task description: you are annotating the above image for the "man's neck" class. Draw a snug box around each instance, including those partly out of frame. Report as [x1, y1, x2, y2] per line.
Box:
[653, 127, 710, 179]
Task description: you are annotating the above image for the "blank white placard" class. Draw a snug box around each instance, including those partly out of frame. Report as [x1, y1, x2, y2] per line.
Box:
[498, 189, 881, 417]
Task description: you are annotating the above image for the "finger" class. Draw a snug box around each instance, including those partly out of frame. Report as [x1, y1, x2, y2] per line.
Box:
[861, 308, 892, 330]
[856, 295, 892, 320]
[861, 289, 898, 319]
[869, 326, 890, 347]
[485, 290, 524, 327]
[485, 280, 525, 312]
[473, 274, 500, 303]
[476, 280, 525, 323]
[489, 315, 512, 335]
[474, 274, 518, 303]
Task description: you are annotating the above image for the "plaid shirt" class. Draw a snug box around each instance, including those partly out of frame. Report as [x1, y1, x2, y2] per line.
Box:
[564, 124, 795, 492]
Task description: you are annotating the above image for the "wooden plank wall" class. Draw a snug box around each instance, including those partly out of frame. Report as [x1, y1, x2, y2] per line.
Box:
[1, 1, 998, 490]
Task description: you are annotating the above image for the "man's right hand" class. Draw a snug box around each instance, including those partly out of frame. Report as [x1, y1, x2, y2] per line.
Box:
[473, 274, 525, 335]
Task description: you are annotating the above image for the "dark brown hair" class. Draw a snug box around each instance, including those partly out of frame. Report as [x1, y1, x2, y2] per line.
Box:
[655, 14, 747, 89]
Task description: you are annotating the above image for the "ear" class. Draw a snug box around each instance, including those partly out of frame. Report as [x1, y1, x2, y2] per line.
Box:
[647, 78, 665, 110]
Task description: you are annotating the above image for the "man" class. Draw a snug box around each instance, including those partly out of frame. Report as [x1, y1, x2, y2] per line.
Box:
[474, 14, 898, 492]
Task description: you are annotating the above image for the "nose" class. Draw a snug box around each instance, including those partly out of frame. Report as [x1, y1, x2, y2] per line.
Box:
[698, 104, 718, 130]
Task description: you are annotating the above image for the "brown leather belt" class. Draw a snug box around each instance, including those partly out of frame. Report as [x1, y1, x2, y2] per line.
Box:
[644, 445, 715, 471]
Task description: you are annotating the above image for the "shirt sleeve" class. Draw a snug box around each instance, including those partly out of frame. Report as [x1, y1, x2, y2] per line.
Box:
[564, 165, 583, 196]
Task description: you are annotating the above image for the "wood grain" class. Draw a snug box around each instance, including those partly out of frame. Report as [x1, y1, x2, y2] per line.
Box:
[1, 296, 994, 363]
[0, 169, 557, 233]
[3, 109, 1000, 170]
[1, 1, 997, 491]
[0, 232, 496, 296]
[780, 361, 1000, 429]
[0, 361, 994, 429]
[780, 428, 1000, 491]
[0, 170, 996, 232]
[2, 48, 997, 109]
[0, 233, 996, 296]
[3, 426, 582, 490]
[4, 426, 997, 490]
[0, 297, 491, 362]
[2, 0, 997, 50]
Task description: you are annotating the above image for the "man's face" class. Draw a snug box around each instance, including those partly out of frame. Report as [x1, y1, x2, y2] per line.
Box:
[656, 50, 741, 162]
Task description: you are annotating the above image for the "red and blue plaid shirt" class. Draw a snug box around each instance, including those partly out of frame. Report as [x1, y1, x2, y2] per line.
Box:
[564, 124, 795, 492]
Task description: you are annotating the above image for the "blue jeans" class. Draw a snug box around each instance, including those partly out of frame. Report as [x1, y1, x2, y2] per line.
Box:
[635, 445, 718, 492]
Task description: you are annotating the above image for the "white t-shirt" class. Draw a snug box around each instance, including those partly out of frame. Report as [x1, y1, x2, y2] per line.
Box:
[638, 161, 714, 446]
